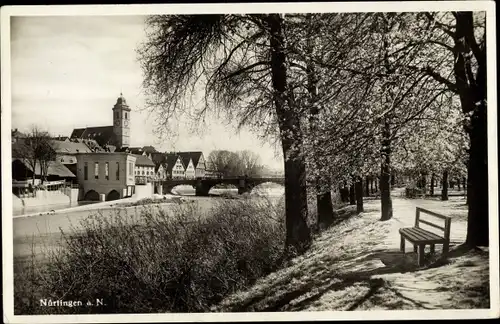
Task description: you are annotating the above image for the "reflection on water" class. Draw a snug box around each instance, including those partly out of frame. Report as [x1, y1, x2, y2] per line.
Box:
[171, 185, 285, 198]
[13, 201, 97, 216]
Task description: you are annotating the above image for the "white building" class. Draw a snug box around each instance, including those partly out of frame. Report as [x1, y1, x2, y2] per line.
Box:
[178, 152, 206, 179]
[75, 152, 136, 201]
[133, 154, 155, 184]
[166, 153, 185, 179]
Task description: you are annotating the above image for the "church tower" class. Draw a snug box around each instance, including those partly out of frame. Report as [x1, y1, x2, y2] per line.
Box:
[112, 93, 131, 149]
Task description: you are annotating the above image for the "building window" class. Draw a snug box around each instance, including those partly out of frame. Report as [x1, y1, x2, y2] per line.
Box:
[125, 112, 128, 119]
[94, 162, 99, 179]
[142, 170, 145, 175]
[105, 162, 109, 180]
[129, 162, 133, 176]
[84, 162, 88, 180]
[116, 162, 120, 180]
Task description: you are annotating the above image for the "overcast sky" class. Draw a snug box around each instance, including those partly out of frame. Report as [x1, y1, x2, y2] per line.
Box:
[10, 15, 283, 170]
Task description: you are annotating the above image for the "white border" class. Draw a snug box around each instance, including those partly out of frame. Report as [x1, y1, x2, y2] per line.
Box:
[1, 2, 498, 323]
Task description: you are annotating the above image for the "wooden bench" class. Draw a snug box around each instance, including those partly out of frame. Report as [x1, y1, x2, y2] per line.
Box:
[399, 207, 451, 266]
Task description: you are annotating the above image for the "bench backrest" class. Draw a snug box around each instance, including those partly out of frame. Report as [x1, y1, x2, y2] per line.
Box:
[415, 207, 452, 241]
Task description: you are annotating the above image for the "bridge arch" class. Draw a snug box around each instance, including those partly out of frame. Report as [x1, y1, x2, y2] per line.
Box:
[244, 180, 285, 195]
[163, 183, 197, 195]
[84, 190, 100, 201]
[106, 190, 120, 201]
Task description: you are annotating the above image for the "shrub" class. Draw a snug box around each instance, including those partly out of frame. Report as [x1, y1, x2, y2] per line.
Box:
[14, 197, 285, 314]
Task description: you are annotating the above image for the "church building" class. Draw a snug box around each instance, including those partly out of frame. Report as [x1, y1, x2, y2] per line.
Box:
[70, 93, 131, 150]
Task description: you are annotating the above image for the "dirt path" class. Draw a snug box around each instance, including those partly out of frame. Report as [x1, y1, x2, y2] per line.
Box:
[214, 191, 489, 312]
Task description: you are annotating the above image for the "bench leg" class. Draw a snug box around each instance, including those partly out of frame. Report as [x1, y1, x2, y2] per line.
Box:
[443, 241, 449, 257]
[417, 244, 425, 266]
[400, 236, 405, 253]
[430, 244, 435, 255]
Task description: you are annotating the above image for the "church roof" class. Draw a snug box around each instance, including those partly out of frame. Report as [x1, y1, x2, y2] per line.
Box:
[70, 126, 117, 148]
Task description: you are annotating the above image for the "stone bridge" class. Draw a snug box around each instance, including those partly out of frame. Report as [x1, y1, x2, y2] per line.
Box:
[160, 177, 285, 196]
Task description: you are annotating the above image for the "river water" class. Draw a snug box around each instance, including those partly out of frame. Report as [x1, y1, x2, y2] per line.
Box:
[12, 201, 98, 217]
[13, 184, 284, 260]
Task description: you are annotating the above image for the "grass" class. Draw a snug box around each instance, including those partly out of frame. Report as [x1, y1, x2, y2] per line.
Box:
[14, 197, 287, 314]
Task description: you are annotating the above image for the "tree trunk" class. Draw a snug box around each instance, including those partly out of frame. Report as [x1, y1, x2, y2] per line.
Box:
[364, 176, 370, 197]
[430, 173, 435, 196]
[421, 172, 427, 195]
[304, 17, 334, 229]
[317, 189, 334, 228]
[457, 178, 461, 191]
[380, 118, 393, 221]
[370, 177, 374, 194]
[463, 176, 467, 201]
[390, 171, 396, 187]
[343, 186, 350, 203]
[374, 177, 378, 193]
[441, 170, 449, 201]
[349, 185, 356, 205]
[269, 13, 311, 254]
[338, 185, 345, 202]
[453, 12, 488, 247]
[465, 102, 488, 246]
[355, 177, 364, 213]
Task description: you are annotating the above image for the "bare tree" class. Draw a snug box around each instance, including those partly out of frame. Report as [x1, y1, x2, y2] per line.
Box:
[12, 126, 55, 184]
[237, 150, 263, 177]
[138, 14, 312, 254]
[207, 150, 240, 177]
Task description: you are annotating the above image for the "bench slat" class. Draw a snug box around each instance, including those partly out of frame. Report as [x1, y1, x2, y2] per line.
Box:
[412, 227, 444, 241]
[407, 227, 437, 242]
[416, 207, 452, 221]
[400, 227, 446, 244]
[400, 228, 428, 242]
[418, 218, 446, 231]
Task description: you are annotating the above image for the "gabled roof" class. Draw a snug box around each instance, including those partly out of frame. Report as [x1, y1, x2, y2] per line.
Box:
[177, 152, 193, 169]
[154, 163, 164, 173]
[49, 140, 93, 154]
[185, 151, 204, 168]
[133, 154, 155, 167]
[13, 158, 76, 178]
[165, 153, 184, 172]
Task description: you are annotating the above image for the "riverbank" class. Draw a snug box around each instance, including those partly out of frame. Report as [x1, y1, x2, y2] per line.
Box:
[14, 196, 290, 314]
[214, 196, 490, 311]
